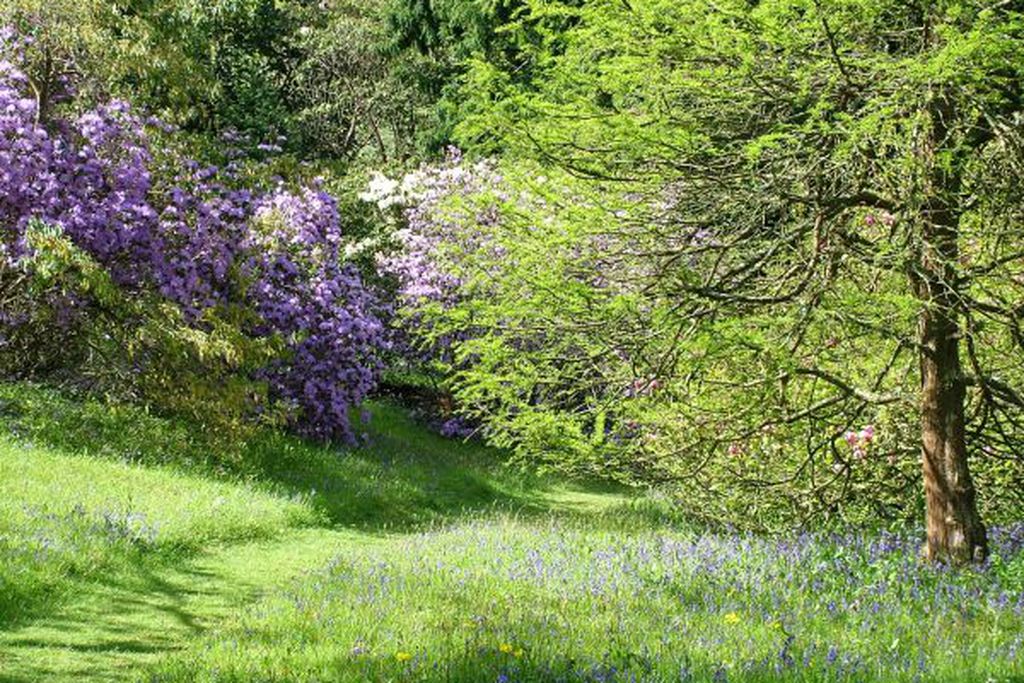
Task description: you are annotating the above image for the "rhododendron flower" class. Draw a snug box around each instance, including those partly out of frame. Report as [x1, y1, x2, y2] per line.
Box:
[0, 31, 385, 443]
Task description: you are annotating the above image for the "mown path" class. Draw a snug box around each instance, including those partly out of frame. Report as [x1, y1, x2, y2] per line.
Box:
[0, 528, 379, 682]
[0, 385, 630, 682]
[0, 487, 624, 683]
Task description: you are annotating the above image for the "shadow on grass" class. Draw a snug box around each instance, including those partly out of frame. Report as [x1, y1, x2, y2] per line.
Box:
[0, 381, 668, 656]
[0, 381, 648, 533]
[0, 563, 213, 683]
[0, 534, 345, 683]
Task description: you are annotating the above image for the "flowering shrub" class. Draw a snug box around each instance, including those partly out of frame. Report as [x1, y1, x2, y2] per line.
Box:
[363, 155, 658, 457]
[367, 150, 504, 314]
[249, 187, 386, 442]
[361, 151, 509, 436]
[0, 36, 59, 262]
[0, 29, 155, 279]
[0, 32, 145, 376]
[59, 102, 157, 288]
[0, 30, 385, 442]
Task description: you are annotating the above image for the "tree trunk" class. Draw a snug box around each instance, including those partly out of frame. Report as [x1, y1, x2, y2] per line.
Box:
[912, 92, 988, 564]
[917, 297, 987, 564]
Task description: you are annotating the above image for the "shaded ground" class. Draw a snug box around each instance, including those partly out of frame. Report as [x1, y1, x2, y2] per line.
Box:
[0, 529, 373, 682]
[0, 383, 634, 681]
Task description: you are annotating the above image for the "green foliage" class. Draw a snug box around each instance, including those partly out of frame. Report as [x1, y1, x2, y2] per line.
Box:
[288, 1, 430, 162]
[0, 0, 454, 157]
[2, 222, 283, 438]
[383, 0, 580, 151]
[0, 0, 467, 158]
[3, 0, 302, 137]
[403, 0, 1024, 528]
[0, 221, 117, 379]
[103, 0, 302, 136]
[382, 159, 941, 528]
[122, 304, 287, 435]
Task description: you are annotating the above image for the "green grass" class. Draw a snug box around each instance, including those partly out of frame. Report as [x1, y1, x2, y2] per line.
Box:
[0, 528, 371, 682]
[143, 517, 1024, 683]
[1, 381, 1022, 683]
[0, 382, 618, 531]
[0, 381, 641, 681]
[0, 437, 316, 627]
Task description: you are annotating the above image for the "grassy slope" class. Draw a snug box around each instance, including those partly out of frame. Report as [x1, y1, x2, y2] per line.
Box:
[1, 382, 1021, 683]
[0, 383, 625, 532]
[0, 382, 635, 681]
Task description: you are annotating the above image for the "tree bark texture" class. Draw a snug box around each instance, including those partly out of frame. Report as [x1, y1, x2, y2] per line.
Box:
[913, 93, 988, 564]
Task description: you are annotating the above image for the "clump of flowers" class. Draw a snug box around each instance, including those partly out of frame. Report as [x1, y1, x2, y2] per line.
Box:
[369, 148, 504, 311]
[844, 425, 876, 461]
[498, 643, 524, 657]
[249, 186, 386, 443]
[0, 28, 385, 442]
[863, 212, 896, 228]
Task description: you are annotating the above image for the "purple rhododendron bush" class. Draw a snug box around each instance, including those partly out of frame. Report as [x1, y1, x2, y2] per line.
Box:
[0, 28, 385, 442]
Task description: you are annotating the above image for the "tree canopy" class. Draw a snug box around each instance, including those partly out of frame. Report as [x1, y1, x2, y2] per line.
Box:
[367, 0, 1024, 559]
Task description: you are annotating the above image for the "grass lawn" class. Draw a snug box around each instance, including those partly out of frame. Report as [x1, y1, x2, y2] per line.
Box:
[145, 518, 1024, 683]
[0, 381, 1022, 682]
[0, 438, 316, 625]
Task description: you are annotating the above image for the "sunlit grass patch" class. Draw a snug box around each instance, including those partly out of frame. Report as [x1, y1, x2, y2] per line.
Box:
[148, 518, 1024, 683]
[0, 437, 317, 626]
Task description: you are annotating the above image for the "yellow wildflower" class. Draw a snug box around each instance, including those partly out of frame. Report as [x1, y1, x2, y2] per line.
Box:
[499, 643, 514, 654]
[396, 651, 413, 662]
[723, 612, 741, 625]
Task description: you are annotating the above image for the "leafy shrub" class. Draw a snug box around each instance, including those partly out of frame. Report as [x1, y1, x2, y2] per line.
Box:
[365, 151, 1023, 529]
[0, 30, 387, 441]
